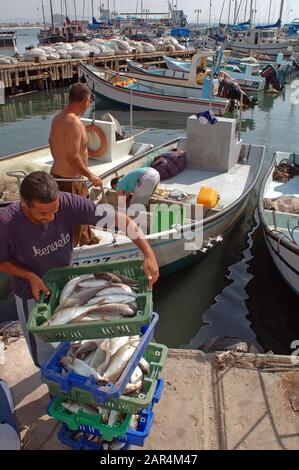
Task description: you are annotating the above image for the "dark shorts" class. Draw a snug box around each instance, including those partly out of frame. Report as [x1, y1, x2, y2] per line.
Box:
[51, 173, 99, 247]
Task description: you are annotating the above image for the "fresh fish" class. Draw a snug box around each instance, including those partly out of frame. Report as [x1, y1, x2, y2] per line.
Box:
[98, 407, 110, 424]
[130, 366, 143, 385]
[61, 401, 99, 416]
[49, 301, 108, 326]
[109, 337, 130, 356]
[130, 415, 139, 431]
[139, 357, 150, 375]
[72, 339, 103, 358]
[61, 356, 105, 382]
[77, 279, 109, 289]
[79, 304, 137, 320]
[109, 441, 126, 450]
[108, 411, 123, 427]
[89, 294, 137, 306]
[94, 272, 124, 284]
[116, 274, 139, 288]
[89, 344, 107, 371]
[55, 287, 102, 313]
[123, 380, 143, 396]
[83, 349, 97, 366]
[102, 344, 137, 383]
[96, 284, 135, 296]
[59, 275, 93, 304]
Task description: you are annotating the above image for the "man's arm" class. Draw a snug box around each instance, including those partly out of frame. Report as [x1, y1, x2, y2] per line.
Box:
[66, 120, 102, 187]
[0, 262, 49, 301]
[115, 212, 159, 289]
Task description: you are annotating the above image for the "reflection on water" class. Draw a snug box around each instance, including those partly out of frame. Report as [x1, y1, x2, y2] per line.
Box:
[1, 79, 299, 353]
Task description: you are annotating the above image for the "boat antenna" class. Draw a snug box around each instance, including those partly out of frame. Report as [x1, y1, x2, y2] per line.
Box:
[41, 0, 46, 29]
[50, 0, 54, 29]
[92, 80, 96, 124]
[130, 89, 133, 137]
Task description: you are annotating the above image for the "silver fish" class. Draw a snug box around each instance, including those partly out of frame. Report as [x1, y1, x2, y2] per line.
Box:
[109, 337, 130, 356]
[83, 349, 97, 366]
[49, 302, 105, 326]
[102, 344, 137, 384]
[61, 356, 104, 382]
[59, 275, 93, 304]
[130, 366, 143, 385]
[94, 272, 124, 284]
[73, 340, 103, 358]
[79, 303, 136, 320]
[96, 284, 135, 296]
[89, 294, 137, 306]
[139, 357, 150, 375]
[108, 411, 123, 427]
[55, 287, 102, 313]
[98, 407, 110, 424]
[123, 380, 143, 396]
[61, 401, 99, 416]
[130, 415, 139, 431]
[77, 279, 109, 289]
[109, 441, 126, 450]
[89, 344, 107, 371]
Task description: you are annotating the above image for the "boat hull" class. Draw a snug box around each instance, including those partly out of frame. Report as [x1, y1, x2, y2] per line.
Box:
[259, 153, 299, 296]
[83, 65, 229, 116]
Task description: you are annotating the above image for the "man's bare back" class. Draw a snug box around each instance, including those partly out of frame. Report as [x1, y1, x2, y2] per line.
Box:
[49, 111, 89, 178]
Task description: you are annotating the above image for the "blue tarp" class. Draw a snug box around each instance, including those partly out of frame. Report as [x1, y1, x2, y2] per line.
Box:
[170, 28, 190, 38]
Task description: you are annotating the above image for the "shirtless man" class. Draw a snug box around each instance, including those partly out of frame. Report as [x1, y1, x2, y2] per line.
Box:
[49, 82, 101, 246]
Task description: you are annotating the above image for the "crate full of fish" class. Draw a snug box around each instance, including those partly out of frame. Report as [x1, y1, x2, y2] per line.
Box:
[55, 379, 164, 449]
[58, 425, 130, 451]
[27, 259, 153, 342]
[42, 340, 168, 410]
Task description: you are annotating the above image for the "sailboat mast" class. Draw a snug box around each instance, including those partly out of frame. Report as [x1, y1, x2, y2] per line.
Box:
[228, 0, 232, 26]
[278, 0, 285, 22]
[249, 0, 253, 25]
[244, 0, 248, 22]
[64, 0, 68, 17]
[73, 0, 77, 21]
[234, 0, 238, 24]
[208, 0, 212, 28]
[91, 0, 94, 17]
[50, 0, 54, 28]
[268, 0, 272, 24]
[41, 0, 46, 28]
[219, 0, 226, 25]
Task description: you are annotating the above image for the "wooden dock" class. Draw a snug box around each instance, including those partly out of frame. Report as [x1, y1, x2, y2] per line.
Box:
[0, 50, 195, 95]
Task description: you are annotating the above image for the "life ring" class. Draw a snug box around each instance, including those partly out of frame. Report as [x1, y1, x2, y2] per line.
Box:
[85, 124, 107, 158]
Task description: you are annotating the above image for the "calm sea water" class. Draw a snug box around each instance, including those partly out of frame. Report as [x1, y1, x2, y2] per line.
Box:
[0, 36, 299, 354]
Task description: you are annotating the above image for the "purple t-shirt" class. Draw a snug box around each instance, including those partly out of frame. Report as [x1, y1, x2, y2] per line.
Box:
[0, 192, 115, 299]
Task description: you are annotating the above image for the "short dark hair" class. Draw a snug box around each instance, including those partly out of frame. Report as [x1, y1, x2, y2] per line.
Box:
[21, 172, 59, 205]
[111, 177, 121, 190]
[69, 83, 91, 103]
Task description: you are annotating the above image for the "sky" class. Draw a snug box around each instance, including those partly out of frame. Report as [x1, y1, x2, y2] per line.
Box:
[1, 0, 299, 24]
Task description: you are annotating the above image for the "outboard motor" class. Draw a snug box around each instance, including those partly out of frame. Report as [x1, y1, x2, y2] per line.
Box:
[261, 64, 283, 92]
[218, 78, 257, 109]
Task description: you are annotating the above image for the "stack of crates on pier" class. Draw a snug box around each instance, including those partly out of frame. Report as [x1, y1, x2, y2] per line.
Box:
[27, 259, 168, 450]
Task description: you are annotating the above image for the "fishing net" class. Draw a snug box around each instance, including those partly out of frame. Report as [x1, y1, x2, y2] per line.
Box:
[273, 160, 299, 183]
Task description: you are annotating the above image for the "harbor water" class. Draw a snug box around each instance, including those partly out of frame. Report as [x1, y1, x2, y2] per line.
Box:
[0, 30, 299, 355]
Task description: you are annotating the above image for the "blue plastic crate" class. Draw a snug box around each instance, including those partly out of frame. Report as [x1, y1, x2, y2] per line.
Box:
[41, 313, 159, 404]
[58, 425, 130, 451]
[57, 379, 164, 449]
[59, 379, 164, 447]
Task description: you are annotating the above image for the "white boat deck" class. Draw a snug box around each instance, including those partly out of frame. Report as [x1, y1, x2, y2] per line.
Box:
[265, 176, 299, 199]
[162, 163, 251, 208]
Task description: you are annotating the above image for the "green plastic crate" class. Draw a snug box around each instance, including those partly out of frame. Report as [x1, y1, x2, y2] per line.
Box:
[43, 343, 168, 414]
[27, 259, 152, 342]
[48, 397, 132, 442]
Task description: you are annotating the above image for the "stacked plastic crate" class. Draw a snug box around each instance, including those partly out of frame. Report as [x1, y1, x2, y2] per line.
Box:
[27, 259, 168, 450]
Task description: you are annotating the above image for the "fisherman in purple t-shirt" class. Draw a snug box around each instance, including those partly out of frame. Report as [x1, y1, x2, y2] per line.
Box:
[0, 172, 159, 367]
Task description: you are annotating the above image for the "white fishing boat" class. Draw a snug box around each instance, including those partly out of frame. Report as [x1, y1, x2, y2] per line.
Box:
[225, 28, 299, 57]
[0, 31, 17, 55]
[259, 152, 299, 296]
[81, 62, 229, 116]
[131, 53, 266, 92]
[0, 114, 265, 275]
